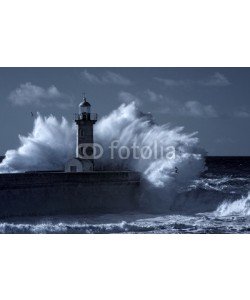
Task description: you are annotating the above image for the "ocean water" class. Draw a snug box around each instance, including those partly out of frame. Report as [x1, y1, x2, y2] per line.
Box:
[1, 157, 249, 234]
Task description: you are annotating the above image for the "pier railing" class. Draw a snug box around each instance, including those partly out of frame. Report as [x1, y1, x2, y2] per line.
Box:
[75, 113, 98, 121]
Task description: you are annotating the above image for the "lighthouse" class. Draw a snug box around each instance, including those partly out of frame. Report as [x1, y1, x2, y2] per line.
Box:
[65, 95, 98, 173]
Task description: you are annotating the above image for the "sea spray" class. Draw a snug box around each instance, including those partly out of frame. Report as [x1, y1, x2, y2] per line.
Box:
[0, 114, 75, 173]
[215, 192, 250, 217]
[0, 102, 205, 192]
[94, 102, 205, 190]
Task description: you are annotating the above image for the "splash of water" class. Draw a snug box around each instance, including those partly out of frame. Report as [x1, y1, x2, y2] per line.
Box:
[0, 102, 205, 189]
[215, 192, 250, 217]
[94, 102, 205, 188]
[0, 114, 75, 173]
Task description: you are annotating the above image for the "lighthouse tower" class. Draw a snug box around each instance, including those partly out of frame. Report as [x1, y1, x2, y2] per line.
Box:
[65, 95, 98, 173]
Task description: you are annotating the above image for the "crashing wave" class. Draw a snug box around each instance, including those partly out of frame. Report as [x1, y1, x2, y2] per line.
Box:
[215, 192, 250, 217]
[0, 102, 205, 190]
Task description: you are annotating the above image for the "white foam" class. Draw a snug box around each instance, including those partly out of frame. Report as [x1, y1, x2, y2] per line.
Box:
[0, 114, 75, 173]
[95, 102, 205, 188]
[215, 192, 250, 217]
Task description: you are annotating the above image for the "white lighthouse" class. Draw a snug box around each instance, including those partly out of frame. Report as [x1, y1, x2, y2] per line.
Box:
[65, 96, 98, 173]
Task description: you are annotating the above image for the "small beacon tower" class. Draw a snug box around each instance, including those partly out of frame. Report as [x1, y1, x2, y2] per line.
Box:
[65, 96, 98, 173]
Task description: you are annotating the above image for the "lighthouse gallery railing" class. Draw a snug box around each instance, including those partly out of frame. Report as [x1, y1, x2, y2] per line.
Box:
[74, 113, 98, 121]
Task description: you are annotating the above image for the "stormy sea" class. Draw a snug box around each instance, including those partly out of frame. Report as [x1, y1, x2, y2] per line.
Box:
[0, 103, 249, 233]
[0, 157, 249, 234]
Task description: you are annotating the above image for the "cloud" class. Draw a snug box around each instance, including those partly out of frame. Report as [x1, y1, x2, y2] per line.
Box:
[233, 110, 250, 118]
[120, 89, 249, 120]
[159, 100, 218, 118]
[145, 90, 218, 118]
[202, 72, 230, 86]
[181, 101, 218, 117]
[82, 70, 132, 86]
[145, 89, 164, 103]
[118, 89, 218, 118]
[8, 82, 73, 109]
[118, 91, 141, 105]
[155, 72, 230, 87]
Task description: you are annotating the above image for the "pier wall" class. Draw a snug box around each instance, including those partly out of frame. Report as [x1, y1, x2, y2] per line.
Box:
[0, 172, 141, 218]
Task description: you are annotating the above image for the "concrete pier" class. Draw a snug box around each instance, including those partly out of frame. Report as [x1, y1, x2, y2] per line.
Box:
[0, 171, 141, 218]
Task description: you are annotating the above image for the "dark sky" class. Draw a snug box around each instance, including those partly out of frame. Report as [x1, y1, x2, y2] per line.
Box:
[0, 67, 249, 156]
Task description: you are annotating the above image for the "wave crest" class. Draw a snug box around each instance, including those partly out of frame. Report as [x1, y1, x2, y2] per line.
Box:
[215, 192, 250, 217]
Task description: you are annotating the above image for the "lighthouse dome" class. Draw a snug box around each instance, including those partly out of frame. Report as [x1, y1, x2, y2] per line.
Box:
[79, 96, 91, 114]
[79, 100, 91, 107]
